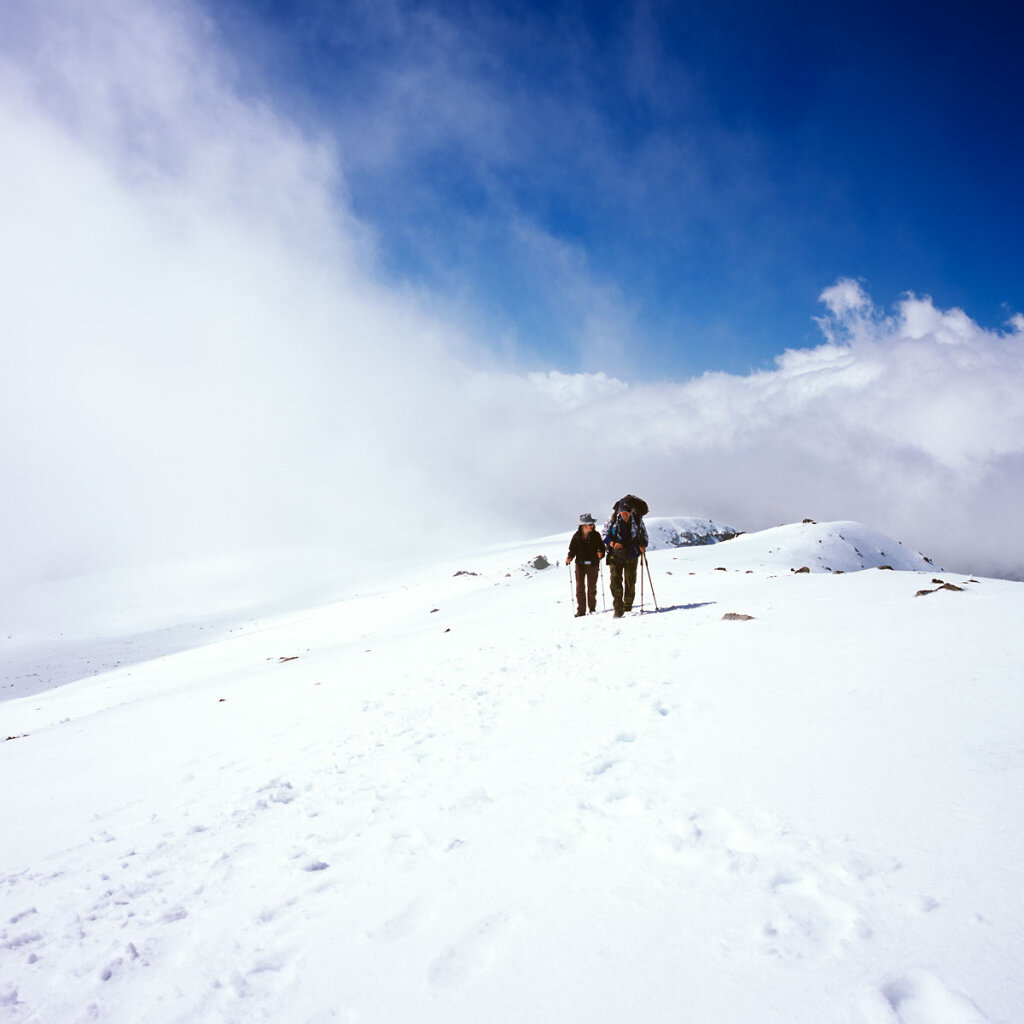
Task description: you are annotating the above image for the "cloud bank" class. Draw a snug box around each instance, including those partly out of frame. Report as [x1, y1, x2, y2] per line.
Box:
[2, 0, 1023, 599]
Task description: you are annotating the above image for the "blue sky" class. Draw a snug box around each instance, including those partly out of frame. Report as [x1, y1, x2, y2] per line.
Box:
[207, 0, 1024, 377]
[3, 0, 1024, 587]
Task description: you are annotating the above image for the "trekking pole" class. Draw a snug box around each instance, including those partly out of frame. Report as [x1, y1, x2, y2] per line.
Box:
[640, 554, 645, 613]
[600, 560, 606, 612]
[568, 561, 574, 613]
[642, 552, 659, 611]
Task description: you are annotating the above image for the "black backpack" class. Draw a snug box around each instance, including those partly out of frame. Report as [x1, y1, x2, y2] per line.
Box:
[613, 493, 649, 518]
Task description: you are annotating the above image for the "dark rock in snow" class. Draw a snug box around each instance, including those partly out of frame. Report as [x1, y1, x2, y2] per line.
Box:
[915, 582, 965, 596]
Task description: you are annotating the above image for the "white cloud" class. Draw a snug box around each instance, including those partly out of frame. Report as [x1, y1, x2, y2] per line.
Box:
[818, 277, 871, 317]
[551, 291, 1024, 577]
[450, 285, 1024, 576]
[0, 0, 478, 586]
[525, 371, 628, 410]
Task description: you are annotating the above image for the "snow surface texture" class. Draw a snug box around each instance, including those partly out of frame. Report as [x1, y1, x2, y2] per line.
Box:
[2, 521, 1021, 1023]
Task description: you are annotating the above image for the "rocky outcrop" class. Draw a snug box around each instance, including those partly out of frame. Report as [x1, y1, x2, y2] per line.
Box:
[645, 516, 743, 550]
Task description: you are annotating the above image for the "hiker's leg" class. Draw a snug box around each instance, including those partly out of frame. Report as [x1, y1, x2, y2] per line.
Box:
[609, 562, 624, 615]
[623, 559, 638, 610]
[586, 563, 599, 611]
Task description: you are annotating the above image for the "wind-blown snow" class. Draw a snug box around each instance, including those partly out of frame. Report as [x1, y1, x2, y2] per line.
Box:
[1, 521, 1021, 1023]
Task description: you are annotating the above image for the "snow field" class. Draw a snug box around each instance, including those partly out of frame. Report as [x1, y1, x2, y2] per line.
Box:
[2, 523, 1022, 1023]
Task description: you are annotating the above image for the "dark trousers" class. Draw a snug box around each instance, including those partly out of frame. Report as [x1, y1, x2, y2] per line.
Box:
[575, 562, 600, 613]
[608, 558, 638, 614]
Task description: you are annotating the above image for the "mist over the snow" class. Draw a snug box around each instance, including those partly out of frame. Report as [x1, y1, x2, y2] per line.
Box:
[3, 0, 1023, 597]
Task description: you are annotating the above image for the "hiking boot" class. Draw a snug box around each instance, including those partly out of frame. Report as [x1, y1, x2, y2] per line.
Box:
[575, 610, 586, 617]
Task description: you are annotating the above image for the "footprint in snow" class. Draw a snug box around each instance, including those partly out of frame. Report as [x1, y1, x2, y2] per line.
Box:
[587, 757, 620, 778]
[761, 871, 863, 960]
[428, 911, 512, 988]
[674, 809, 870, 961]
[369, 897, 435, 942]
[254, 779, 296, 808]
[881, 971, 991, 1023]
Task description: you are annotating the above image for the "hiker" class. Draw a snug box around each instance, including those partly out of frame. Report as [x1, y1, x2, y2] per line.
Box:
[603, 496, 649, 617]
[566, 513, 605, 616]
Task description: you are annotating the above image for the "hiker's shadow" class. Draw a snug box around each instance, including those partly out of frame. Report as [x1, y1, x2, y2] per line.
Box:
[643, 601, 717, 614]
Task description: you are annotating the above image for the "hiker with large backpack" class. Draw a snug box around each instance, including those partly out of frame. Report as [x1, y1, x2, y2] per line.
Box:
[603, 495, 649, 618]
[566, 513, 606, 617]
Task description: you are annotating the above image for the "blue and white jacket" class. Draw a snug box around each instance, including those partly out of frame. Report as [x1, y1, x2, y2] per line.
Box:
[603, 513, 649, 561]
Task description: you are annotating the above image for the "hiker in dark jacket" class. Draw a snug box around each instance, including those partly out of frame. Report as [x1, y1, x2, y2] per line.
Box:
[603, 498, 648, 617]
[566, 513, 605, 616]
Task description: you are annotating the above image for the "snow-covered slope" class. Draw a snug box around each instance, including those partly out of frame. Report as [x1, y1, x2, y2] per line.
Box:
[1, 522, 1020, 1023]
[669, 519, 939, 573]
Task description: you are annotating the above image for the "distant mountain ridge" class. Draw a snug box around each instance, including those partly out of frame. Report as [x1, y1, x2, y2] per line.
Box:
[642, 516, 743, 549]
